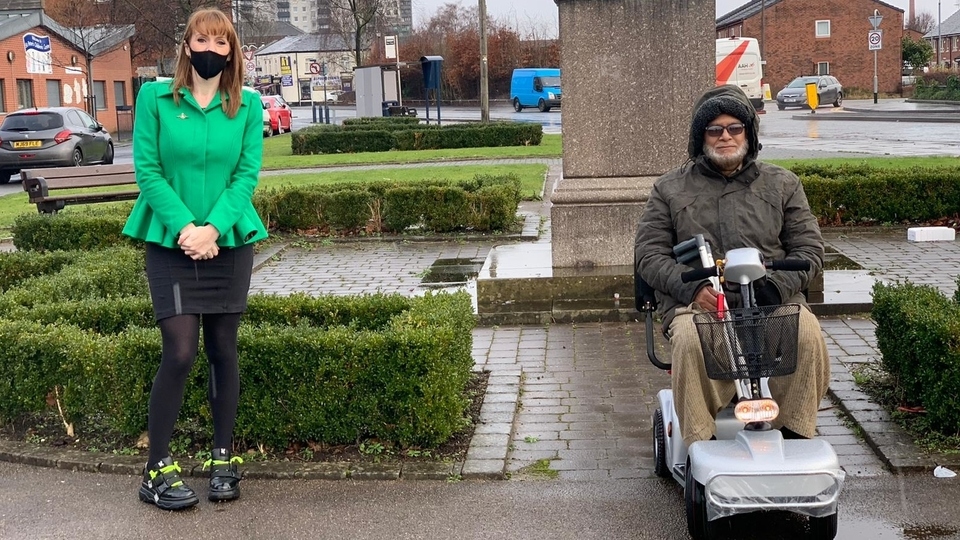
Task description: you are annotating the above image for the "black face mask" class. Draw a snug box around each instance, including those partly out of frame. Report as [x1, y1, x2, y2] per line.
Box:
[188, 48, 229, 80]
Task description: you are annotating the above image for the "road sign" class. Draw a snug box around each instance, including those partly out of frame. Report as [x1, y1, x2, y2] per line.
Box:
[868, 30, 882, 51]
[309, 62, 321, 75]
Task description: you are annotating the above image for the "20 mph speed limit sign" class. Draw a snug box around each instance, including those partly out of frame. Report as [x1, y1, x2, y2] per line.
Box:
[868, 30, 882, 51]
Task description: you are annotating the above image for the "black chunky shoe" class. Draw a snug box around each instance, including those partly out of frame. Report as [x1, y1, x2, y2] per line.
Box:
[204, 448, 243, 502]
[139, 457, 199, 510]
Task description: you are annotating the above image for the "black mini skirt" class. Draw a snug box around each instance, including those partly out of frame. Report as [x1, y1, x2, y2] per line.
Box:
[145, 243, 254, 321]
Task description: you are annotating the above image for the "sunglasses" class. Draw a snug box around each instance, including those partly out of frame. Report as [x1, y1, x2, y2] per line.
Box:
[704, 123, 745, 137]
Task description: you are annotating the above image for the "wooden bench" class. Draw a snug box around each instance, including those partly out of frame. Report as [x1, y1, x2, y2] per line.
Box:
[22, 164, 139, 214]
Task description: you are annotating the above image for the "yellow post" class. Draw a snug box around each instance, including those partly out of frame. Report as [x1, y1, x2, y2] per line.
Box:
[805, 82, 819, 112]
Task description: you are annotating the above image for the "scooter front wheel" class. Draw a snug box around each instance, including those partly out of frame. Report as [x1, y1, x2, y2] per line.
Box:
[685, 457, 720, 540]
[809, 511, 839, 539]
[653, 408, 670, 478]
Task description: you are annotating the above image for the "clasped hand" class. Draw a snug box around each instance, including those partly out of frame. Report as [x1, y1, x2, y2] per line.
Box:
[178, 224, 220, 260]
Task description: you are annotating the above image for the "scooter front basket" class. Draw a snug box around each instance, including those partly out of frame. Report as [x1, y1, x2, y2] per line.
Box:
[693, 304, 800, 380]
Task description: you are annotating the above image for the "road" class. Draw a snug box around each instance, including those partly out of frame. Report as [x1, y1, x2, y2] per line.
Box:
[1, 460, 959, 539]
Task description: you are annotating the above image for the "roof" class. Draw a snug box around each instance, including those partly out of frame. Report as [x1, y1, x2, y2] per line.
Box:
[0, 9, 134, 57]
[256, 33, 353, 56]
[924, 9, 960, 38]
[241, 20, 303, 39]
[717, 0, 903, 27]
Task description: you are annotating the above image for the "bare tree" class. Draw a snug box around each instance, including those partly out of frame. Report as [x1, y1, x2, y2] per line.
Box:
[45, 0, 117, 118]
[111, 0, 228, 74]
[906, 11, 936, 34]
[325, 0, 385, 66]
[236, 0, 278, 46]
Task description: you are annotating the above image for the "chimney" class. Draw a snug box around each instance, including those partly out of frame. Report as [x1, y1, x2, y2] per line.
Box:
[909, 0, 916, 25]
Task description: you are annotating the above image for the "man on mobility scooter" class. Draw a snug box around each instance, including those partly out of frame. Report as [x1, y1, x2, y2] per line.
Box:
[634, 85, 842, 538]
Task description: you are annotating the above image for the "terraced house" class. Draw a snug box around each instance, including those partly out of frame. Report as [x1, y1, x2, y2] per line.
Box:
[0, 0, 134, 135]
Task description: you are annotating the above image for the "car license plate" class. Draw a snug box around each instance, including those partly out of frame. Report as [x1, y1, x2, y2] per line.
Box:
[784, 98, 796, 103]
[12, 140, 41, 149]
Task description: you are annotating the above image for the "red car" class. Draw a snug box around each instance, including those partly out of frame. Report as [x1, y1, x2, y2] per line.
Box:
[261, 95, 292, 136]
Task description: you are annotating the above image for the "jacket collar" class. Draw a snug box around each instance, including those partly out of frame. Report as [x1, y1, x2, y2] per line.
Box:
[155, 80, 240, 112]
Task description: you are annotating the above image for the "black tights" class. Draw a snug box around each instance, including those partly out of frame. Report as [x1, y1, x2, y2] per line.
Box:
[147, 313, 242, 466]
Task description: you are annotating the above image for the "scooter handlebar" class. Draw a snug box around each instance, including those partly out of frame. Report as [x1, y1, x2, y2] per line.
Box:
[768, 259, 811, 272]
[681, 267, 717, 283]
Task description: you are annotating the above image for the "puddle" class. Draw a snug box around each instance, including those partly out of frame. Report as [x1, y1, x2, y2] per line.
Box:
[420, 258, 484, 286]
[824, 248, 864, 271]
[902, 524, 959, 539]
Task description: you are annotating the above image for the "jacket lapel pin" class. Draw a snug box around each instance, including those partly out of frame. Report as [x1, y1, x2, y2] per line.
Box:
[177, 113, 188, 120]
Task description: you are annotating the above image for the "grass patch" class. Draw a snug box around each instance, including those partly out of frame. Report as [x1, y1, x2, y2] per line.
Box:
[261, 132, 562, 169]
[851, 364, 960, 455]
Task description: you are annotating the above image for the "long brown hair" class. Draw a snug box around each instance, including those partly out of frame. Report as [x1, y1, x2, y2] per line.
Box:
[172, 8, 244, 118]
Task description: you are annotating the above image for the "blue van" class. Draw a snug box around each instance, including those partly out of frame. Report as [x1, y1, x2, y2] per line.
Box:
[510, 68, 561, 112]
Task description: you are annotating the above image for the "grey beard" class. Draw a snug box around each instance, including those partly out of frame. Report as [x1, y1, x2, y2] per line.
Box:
[703, 141, 748, 172]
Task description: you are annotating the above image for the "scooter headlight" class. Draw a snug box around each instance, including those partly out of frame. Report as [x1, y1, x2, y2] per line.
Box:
[734, 398, 780, 422]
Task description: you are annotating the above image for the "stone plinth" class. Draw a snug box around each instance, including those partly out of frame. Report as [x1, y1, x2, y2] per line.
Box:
[553, 0, 715, 269]
[550, 176, 656, 267]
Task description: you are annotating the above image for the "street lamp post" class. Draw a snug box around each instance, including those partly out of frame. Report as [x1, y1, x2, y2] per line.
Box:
[938, 0, 942, 68]
[479, 0, 490, 122]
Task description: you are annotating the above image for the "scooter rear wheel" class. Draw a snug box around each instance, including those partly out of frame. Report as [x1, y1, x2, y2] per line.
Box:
[809, 511, 839, 539]
[685, 457, 720, 540]
[653, 408, 670, 478]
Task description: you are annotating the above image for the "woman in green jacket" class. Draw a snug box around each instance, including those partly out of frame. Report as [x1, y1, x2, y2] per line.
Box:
[122, 7, 267, 511]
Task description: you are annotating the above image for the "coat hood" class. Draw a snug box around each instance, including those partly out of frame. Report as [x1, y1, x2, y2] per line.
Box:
[687, 84, 761, 161]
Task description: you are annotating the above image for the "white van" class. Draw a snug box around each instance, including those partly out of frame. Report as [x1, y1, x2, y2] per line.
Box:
[716, 37, 764, 111]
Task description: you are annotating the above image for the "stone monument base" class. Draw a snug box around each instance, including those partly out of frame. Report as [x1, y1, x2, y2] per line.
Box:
[550, 176, 657, 268]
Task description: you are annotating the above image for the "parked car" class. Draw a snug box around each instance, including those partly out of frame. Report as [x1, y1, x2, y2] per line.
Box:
[261, 95, 292, 135]
[262, 101, 272, 137]
[0, 107, 114, 184]
[776, 75, 843, 110]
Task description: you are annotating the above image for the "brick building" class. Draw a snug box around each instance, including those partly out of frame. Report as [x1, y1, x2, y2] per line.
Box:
[717, 0, 905, 96]
[0, 1, 134, 134]
[924, 9, 960, 68]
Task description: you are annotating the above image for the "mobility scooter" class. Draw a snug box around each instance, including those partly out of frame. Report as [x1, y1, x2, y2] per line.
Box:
[636, 235, 845, 539]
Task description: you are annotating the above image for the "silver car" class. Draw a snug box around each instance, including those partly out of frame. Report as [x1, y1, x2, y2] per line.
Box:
[0, 107, 114, 184]
[776, 75, 843, 110]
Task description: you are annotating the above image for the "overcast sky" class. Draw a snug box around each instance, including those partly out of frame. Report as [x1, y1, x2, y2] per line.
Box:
[410, 0, 960, 37]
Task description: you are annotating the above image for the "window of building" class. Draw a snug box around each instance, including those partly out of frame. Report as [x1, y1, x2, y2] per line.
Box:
[93, 81, 107, 110]
[815, 20, 830, 38]
[114, 81, 127, 107]
[818, 62, 830, 75]
[16, 79, 34, 109]
[0, 80, 6, 112]
[46, 79, 62, 107]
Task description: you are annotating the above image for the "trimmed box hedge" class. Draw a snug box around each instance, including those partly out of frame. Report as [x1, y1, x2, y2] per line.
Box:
[872, 278, 960, 435]
[0, 247, 477, 449]
[291, 121, 543, 155]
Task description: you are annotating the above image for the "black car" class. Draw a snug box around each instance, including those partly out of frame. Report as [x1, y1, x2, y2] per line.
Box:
[776, 76, 843, 110]
[0, 107, 114, 184]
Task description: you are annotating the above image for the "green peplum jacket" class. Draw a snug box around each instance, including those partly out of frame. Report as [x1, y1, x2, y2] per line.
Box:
[121, 81, 268, 248]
